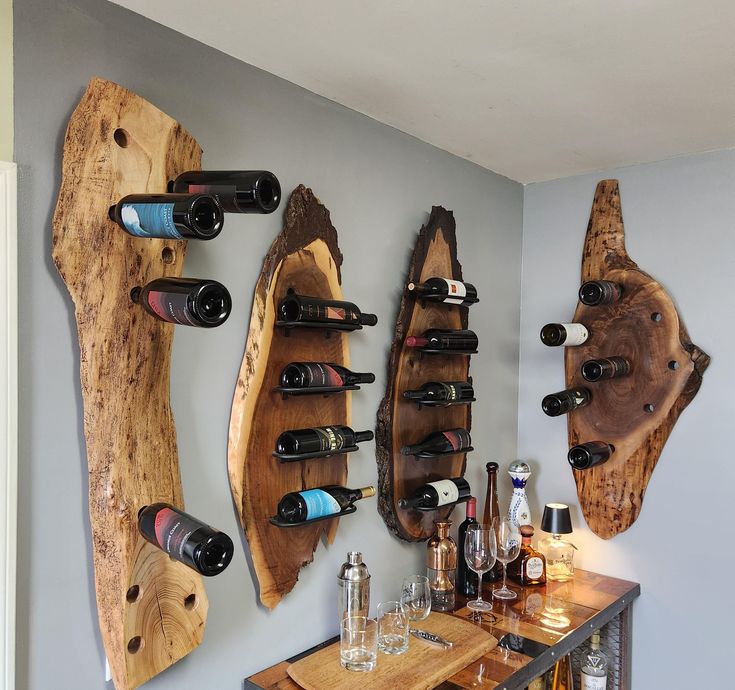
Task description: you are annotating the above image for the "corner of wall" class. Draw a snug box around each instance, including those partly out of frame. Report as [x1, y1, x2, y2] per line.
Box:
[1, 0, 13, 161]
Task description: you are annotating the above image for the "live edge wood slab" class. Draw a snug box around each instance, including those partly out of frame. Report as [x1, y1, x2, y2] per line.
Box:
[376, 208, 471, 542]
[566, 180, 710, 539]
[52, 78, 208, 690]
[228, 186, 353, 608]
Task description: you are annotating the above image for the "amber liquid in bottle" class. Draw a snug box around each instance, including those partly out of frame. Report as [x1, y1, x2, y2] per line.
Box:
[507, 525, 546, 586]
[482, 462, 503, 583]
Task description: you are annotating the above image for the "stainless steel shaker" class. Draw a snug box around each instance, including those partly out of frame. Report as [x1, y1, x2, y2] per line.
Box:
[337, 551, 370, 623]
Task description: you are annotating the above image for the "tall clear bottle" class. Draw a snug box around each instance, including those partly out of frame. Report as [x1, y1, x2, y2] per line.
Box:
[580, 630, 608, 689]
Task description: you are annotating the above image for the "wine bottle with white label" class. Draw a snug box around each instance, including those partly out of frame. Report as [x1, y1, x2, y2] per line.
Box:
[581, 357, 630, 382]
[275, 425, 374, 455]
[278, 293, 378, 327]
[131, 277, 232, 328]
[405, 329, 478, 353]
[568, 441, 614, 470]
[398, 477, 471, 510]
[542, 387, 591, 417]
[403, 380, 474, 404]
[401, 428, 472, 456]
[109, 193, 224, 240]
[280, 362, 375, 389]
[407, 277, 478, 306]
[579, 280, 622, 306]
[172, 170, 281, 214]
[540, 322, 589, 347]
[138, 503, 234, 576]
[276, 485, 376, 523]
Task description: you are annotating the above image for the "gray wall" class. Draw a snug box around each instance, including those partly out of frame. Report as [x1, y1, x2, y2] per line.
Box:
[13, 0, 523, 688]
[518, 149, 735, 689]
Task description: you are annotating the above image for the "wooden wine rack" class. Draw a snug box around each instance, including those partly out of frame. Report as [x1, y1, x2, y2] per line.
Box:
[375, 207, 472, 542]
[564, 180, 710, 539]
[52, 78, 208, 690]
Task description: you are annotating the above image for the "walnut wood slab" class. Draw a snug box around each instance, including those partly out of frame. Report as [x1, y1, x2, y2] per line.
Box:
[52, 78, 208, 690]
[228, 185, 352, 608]
[565, 180, 710, 539]
[376, 208, 471, 542]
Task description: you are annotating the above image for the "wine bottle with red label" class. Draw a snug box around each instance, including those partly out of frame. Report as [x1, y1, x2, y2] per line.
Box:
[401, 428, 472, 456]
[403, 380, 474, 404]
[407, 277, 478, 306]
[138, 503, 234, 576]
[280, 362, 375, 389]
[398, 477, 471, 510]
[278, 293, 378, 327]
[276, 485, 376, 523]
[172, 170, 281, 214]
[404, 329, 478, 353]
[275, 425, 374, 455]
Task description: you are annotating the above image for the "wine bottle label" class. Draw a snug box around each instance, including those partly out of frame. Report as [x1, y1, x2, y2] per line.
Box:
[526, 557, 544, 579]
[303, 363, 344, 387]
[146, 291, 197, 326]
[300, 489, 342, 519]
[581, 671, 607, 689]
[560, 323, 589, 345]
[299, 304, 357, 323]
[428, 480, 460, 506]
[120, 203, 183, 239]
[316, 426, 344, 451]
[441, 279, 467, 305]
[443, 429, 471, 451]
[153, 507, 197, 560]
[185, 183, 236, 209]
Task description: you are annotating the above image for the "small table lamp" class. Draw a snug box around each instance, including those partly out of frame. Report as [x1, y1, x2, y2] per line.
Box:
[539, 503, 576, 582]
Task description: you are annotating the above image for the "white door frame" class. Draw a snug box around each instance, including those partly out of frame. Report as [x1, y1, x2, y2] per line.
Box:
[0, 161, 17, 690]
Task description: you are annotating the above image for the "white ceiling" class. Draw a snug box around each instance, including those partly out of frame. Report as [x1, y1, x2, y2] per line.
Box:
[113, 0, 735, 183]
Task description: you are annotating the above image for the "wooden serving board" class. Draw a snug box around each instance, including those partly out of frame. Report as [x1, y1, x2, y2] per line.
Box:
[565, 180, 710, 538]
[52, 78, 208, 689]
[376, 207, 471, 541]
[287, 612, 497, 690]
[228, 186, 355, 608]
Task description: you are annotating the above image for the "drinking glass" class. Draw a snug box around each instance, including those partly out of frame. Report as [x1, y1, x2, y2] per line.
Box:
[464, 524, 497, 612]
[340, 616, 378, 672]
[400, 574, 431, 621]
[493, 518, 521, 600]
[377, 601, 409, 655]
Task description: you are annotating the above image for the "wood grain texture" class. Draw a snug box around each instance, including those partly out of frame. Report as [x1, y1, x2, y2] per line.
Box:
[228, 185, 352, 608]
[376, 208, 471, 541]
[52, 78, 208, 690]
[287, 612, 497, 690]
[565, 179, 710, 538]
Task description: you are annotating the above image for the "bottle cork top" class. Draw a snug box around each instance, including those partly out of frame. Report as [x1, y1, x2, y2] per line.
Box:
[520, 525, 534, 537]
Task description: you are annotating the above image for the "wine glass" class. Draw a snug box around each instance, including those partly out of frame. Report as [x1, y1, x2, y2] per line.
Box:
[493, 518, 520, 600]
[464, 524, 497, 612]
[400, 575, 431, 621]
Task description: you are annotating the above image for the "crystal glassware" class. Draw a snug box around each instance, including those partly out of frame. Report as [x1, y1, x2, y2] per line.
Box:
[377, 601, 409, 655]
[463, 523, 497, 612]
[493, 518, 521, 600]
[400, 575, 431, 621]
[340, 616, 378, 672]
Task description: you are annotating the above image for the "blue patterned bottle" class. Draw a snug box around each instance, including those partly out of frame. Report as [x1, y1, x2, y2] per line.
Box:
[507, 461, 532, 527]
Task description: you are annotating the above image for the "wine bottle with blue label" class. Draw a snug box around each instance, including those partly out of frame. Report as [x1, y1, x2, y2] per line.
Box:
[277, 485, 376, 523]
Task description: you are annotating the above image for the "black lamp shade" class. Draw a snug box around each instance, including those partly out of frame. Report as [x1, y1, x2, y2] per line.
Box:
[541, 503, 573, 534]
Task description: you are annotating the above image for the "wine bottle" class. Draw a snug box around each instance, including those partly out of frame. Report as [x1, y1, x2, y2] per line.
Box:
[276, 485, 376, 523]
[540, 322, 589, 347]
[482, 462, 503, 583]
[580, 630, 609, 689]
[275, 425, 374, 455]
[405, 329, 478, 353]
[131, 277, 232, 328]
[279, 362, 375, 389]
[581, 356, 630, 382]
[407, 277, 478, 306]
[542, 387, 591, 417]
[568, 441, 614, 470]
[579, 280, 622, 306]
[278, 293, 378, 327]
[138, 503, 234, 576]
[109, 193, 224, 240]
[403, 380, 474, 404]
[398, 477, 471, 510]
[172, 170, 281, 214]
[457, 497, 478, 596]
[401, 428, 472, 456]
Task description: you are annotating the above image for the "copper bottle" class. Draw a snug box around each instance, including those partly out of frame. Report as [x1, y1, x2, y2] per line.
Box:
[427, 521, 457, 611]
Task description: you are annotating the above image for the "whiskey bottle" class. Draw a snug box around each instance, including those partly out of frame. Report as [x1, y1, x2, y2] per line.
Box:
[568, 441, 614, 470]
[579, 280, 622, 306]
[542, 387, 591, 417]
[580, 630, 609, 689]
[581, 356, 630, 382]
[507, 525, 546, 586]
[540, 322, 589, 347]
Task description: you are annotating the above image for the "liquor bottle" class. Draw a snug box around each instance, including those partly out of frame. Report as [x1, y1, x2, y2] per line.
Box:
[398, 477, 471, 510]
[131, 277, 232, 328]
[275, 426, 374, 455]
[276, 485, 376, 523]
[407, 277, 478, 306]
[172, 170, 281, 214]
[482, 462, 502, 583]
[109, 193, 224, 240]
[579, 280, 622, 306]
[508, 461, 532, 527]
[568, 441, 614, 470]
[403, 380, 474, 404]
[280, 362, 375, 389]
[540, 322, 589, 347]
[427, 521, 456, 612]
[581, 356, 630, 382]
[401, 428, 472, 456]
[507, 525, 546, 586]
[278, 293, 378, 327]
[405, 329, 478, 353]
[138, 503, 234, 576]
[580, 630, 609, 689]
[457, 497, 478, 597]
[542, 387, 591, 417]
[549, 655, 574, 690]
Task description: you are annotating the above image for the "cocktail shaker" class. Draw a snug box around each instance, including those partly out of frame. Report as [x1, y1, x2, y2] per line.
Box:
[338, 551, 370, 623]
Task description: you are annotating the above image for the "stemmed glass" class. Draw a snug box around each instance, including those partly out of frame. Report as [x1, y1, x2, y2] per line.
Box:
[493, 518, 521, 600]
[464, 524, 497, 612]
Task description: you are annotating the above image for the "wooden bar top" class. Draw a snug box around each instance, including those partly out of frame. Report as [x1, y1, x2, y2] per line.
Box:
[245, 570, 639, 690]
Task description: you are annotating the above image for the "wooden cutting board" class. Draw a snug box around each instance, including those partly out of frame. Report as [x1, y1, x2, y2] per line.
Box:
[287, 612, 497, 690]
